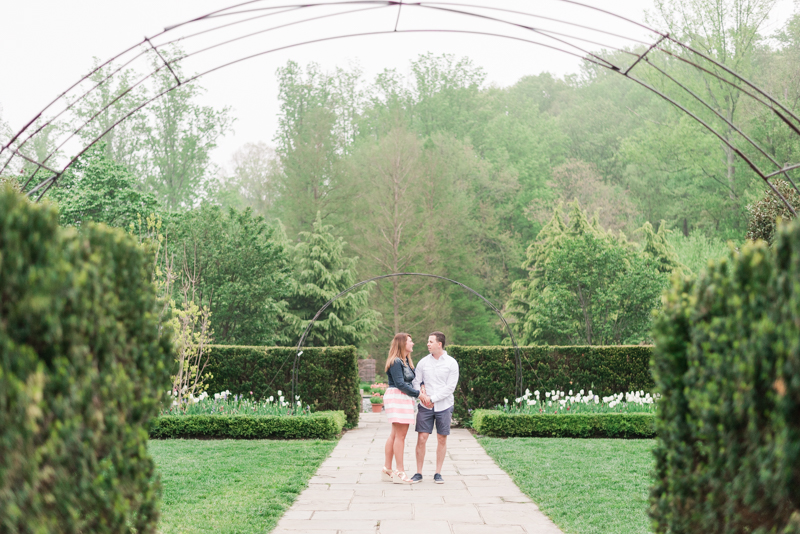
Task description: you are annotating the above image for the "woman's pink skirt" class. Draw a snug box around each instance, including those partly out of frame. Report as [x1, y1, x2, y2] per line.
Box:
[384, 387, 415, 424]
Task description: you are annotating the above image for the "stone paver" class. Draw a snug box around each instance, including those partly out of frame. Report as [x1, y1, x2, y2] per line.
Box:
[272, 412, 562, 534]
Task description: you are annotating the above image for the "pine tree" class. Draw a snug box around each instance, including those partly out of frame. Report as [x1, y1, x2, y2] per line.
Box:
[283, 212, 380, 347]
[638, 220, 684, 274]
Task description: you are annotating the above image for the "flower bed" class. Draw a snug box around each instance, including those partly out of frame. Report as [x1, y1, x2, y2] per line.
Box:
[161, 389, 305, 416]
[152, 390, 344, 439]
[150, 411, 346, 440]
[471, 389, 659, 438]
[500, 389, 658, 415]
[472, 410, 655, 438]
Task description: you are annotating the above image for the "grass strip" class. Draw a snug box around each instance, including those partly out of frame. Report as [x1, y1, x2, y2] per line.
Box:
[150, 410, 346, 440]
[479, 437, 654, 534]
[150, 439, 335, 533]
[472, 409, 655, 438]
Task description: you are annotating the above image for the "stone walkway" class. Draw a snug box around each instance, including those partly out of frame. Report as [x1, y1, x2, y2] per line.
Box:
[273, 412, 562, 534]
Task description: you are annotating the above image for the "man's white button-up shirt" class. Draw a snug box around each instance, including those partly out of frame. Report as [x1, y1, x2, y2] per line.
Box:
[412, 351, 459, 412]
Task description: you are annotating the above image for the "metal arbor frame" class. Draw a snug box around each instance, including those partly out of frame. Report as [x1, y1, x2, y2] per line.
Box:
[1, 0, 799, 212]
[290, 272, 530, 404]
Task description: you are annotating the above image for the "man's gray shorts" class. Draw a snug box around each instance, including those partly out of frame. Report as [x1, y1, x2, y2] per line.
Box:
[415, 405, 453, 436]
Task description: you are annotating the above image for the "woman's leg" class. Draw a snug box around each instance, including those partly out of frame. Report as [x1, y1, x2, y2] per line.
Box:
[384, 424, 397, 470]
[392, 423, 410, 473]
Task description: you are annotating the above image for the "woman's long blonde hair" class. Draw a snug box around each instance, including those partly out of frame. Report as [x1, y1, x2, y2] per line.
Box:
[385, 332, 415, 372]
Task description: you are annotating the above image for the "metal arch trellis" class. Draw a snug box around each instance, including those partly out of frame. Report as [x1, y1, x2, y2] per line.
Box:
[289, 272, 535, 408]
[1, 1, 799, 212]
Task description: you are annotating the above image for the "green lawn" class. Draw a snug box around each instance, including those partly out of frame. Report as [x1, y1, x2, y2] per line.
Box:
[479, 437, 655, 534]
[149, 439, 335, 533]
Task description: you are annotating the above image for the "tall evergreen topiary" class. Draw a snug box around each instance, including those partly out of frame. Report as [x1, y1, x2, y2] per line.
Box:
[0, 185, 172, 533]
[650, 219, 800, 533]
[283, 212, 380, 346]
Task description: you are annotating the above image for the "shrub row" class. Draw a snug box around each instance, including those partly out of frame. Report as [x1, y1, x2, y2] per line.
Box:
[150, 411, 346, 440]
[204, 345, 360, 427]
[650, 221, 800, 534]
[448, 345, 654, 422]
[472, 410, 655, 439]
[0, 185, 172, 533]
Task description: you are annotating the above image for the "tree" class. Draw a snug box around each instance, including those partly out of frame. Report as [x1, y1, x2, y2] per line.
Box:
[638, 220, 685, 274]
[215, 141, 281, 216]
[509, 202, 667, 345]
[69, 50, 234, 210]
[529, 159, 638, 233]
[746, 179, 800, 243]
[167, 204, 291, 345]
[141, 51, 234, 210]
[648, 0, 777, 213]
[50, 144, 158, 228]
[282, 212, 380, 346]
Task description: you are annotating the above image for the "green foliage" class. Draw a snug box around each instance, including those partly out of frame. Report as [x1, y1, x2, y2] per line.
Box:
[472, 410, 655, 438]
[51, 143, 159, 228]
[447, 345, 654, 423]
[202, 345, 361, 426]
[638, 220, 684, 274]
[746, 179, 800, 244]
[650, 220, 800, 534]
[509, 202, 668, 345]
[149, 411, 346, 440]
[283, 212, 380, 346]
[167, 204, 291, 345]
[666, 230, 730, 276]
[0, 185, 172, 533]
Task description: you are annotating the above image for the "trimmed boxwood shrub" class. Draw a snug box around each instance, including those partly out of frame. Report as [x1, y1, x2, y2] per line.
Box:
[150, 410, 346, 440]
[0, 185, 172, 533]
[650, 220, 800, 533]
[472, 410, 655, 438]
[204, 345, 360, 427]
[449, 345, 654, 422]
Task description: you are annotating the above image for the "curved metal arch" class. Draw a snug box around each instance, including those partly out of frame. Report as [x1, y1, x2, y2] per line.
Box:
[290, 272, 532, 408]
[2, 0, 799, 213]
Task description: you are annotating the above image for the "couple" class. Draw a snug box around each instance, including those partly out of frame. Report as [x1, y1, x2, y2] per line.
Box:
[381, 331, 459, 485]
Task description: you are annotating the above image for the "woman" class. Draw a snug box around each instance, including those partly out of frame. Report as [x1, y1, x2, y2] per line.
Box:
[382, 332, 420, 484]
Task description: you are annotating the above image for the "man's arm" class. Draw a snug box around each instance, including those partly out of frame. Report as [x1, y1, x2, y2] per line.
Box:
[430, 360, 459, 403]
[411, 359, 424, 390]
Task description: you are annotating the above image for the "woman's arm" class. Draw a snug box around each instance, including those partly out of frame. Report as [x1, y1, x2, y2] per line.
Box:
[389, 360, 419, 398]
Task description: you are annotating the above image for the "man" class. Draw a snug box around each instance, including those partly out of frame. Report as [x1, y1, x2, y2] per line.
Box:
[410, 331, 459, 484]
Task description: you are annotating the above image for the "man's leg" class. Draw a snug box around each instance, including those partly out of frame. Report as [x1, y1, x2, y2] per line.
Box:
[435, 433, 447, 474]
[415, 432, 430, 473]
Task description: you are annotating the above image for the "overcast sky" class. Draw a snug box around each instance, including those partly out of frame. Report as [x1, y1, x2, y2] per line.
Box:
[1, 0, 795, 170]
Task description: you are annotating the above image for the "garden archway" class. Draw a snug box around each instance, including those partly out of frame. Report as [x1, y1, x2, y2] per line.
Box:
[1, 0, 799, 212]
[290, 272, 529, 404]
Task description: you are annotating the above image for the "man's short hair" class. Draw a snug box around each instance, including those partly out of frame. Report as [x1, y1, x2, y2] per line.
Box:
[429, 331, 446, 348]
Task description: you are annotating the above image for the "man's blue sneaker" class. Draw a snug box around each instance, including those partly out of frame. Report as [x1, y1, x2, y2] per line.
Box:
[433, 473, 444, 484]
[410, 473, 423, 484]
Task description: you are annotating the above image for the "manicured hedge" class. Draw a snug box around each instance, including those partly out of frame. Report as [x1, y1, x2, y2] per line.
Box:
[448, 345, 654, 422]
[650, 221, 800, 534]
[204, 345, 360, 427]
[150, 411, 346, 440]
[472, 410, 655, 438]
[0, 185, 172, 533]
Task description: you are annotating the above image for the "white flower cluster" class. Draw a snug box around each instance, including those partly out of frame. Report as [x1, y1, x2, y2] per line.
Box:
[167, 389, 210, 406]
[513, 388, 600, 407]
[213, 390, 232, 401]
[602, 391, 654, 408]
